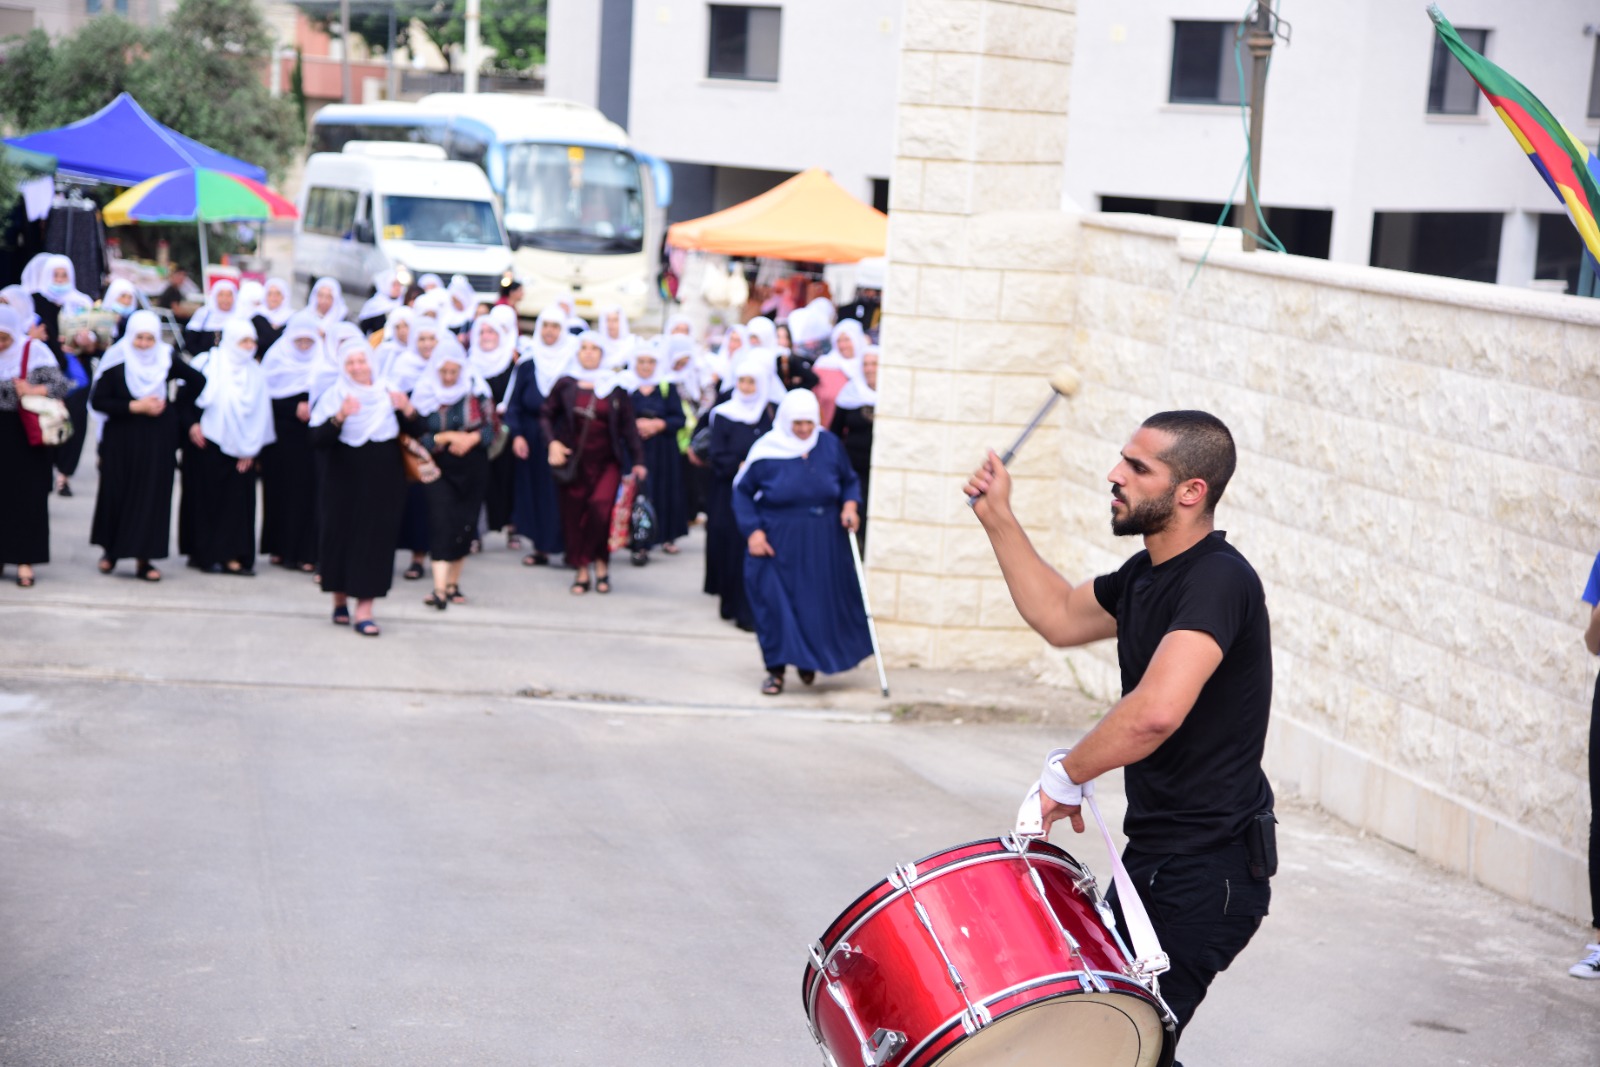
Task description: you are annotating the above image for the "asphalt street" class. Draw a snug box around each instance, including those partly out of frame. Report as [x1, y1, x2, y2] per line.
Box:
[1, 465, 1596, 1066]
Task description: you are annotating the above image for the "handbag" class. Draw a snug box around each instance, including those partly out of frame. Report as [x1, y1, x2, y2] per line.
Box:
[398, 433, 441, 484]
[608, 473, 641, 552]
[550, 390, 595, 486]
[689, 420, 713, 464]
[629, 492, 658, 551]
[16, 341, 73, 447]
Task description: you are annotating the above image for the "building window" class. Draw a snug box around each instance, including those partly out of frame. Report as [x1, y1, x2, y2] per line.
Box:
[1100, 196, 1331, 259]
[708, 5, 781, 83]
[1588, 37, 1600, 119]
[1534, 212, 1583, 293]
[1370, 211, 1502, 284]
[1427, 27, 1487, 115]
[86, 0, 101, 12]
[1169, 21, 1248, 105]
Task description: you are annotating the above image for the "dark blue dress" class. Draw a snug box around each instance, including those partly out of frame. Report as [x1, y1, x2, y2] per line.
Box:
[733, 432, 871, 674]
[630, 382, 688, 547]
[704, 408, 773, 628]
[503, 364, 565, 556]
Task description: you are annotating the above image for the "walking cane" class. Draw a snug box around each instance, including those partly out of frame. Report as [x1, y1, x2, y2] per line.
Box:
[847, 528, 890, 698]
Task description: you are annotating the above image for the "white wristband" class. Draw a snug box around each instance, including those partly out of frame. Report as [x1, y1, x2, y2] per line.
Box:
[1039, 746, 1093, 806]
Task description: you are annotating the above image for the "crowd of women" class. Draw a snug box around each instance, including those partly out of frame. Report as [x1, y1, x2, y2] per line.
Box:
[0, 259, 880, 692]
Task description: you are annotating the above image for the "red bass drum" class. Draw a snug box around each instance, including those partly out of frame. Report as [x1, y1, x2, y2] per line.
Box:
[803, 837, 1175, 1067]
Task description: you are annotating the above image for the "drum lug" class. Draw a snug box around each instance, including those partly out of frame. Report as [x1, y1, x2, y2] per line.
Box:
[888, 862, 918, 889]
[864, 1028, 907, 1066]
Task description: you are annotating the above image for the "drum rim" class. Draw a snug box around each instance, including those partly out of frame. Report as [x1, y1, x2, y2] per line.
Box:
[802, 844, 1102, 1025]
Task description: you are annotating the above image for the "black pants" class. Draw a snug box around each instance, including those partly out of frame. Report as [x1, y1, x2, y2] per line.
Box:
[1589, 674, 1599, 929]
[1107, 839, 1269, 1055]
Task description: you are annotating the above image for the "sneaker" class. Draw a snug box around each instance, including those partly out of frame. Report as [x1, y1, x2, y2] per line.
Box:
[1569, 944, 1600, 979]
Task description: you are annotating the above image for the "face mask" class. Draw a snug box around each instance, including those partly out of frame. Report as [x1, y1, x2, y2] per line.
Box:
[47, 282, 72, 298]
[114, 301, 134, 317]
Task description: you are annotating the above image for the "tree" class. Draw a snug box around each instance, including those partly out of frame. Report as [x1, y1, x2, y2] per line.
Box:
[424, 0, 546, 72]
[0, 0, 301, 180]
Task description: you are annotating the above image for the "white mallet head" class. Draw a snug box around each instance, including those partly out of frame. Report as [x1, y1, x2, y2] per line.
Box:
[1049, 365, 1081, 399]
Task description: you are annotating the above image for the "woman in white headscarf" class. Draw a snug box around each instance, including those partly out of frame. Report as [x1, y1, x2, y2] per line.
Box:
[621, 339, 689, 565]
[703, 351, 777, 631]
[25, 253, 92, 349]
[256, 321, 325, 572]
[101, 279, 140, 341]
[811, 318, 867, 429]
[309, 343, 422, 636]
[411, 338, 493, 609]
[733, 389, 870, 696]
[444, 274, 479, 334]
[299, 277, 348, 334]
[358, 269, 405, 333]
[538, 330, 645, 595]
[596, 303, 635, 369]
[788, 304, 833, 364]
[504, 304, 572, 566]
[89, 310, 204, 583]
[0, 304, 70, 587]
[186, 319, 274, 575]
[828, 344, 880, 549]
[372, 306, 418, 388]
[469, 304, 519, 548]
[182, 278, 240, 356]
[260, 278, 296, 331]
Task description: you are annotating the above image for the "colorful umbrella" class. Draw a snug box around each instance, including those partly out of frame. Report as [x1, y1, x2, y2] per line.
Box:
[103, 167, 297, 225]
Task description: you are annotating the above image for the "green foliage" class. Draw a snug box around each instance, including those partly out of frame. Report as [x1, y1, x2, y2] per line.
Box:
[0, 0, 302, 181]
[0, 155, 20, 213]
[290, 47, 307, 132]
[290, 0, 545, 73]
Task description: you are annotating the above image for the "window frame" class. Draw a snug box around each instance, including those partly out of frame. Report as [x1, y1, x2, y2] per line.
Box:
[707, 4, 782, 84]
[1426, 27, 1488, 116]
[1168, 20, 1248, 107]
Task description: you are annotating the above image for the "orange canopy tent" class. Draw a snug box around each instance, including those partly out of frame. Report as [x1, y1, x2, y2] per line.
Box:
[666, 167, 887, 263]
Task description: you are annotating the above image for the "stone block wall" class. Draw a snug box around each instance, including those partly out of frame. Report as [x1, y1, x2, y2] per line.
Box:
[872, 209, 1600, 922]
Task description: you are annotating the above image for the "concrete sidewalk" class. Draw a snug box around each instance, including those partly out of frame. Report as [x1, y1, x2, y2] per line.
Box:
[0, 466, 1595, 1065]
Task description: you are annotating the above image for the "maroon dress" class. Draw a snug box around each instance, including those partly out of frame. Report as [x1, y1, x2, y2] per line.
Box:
[561, 391, 621, 568]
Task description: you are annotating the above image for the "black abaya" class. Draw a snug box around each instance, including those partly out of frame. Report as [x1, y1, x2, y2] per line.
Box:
[704, 408, 773, 629]
[502, 363, 563, 557]
[0, 376, 63, 566]
[90, 361, 204, 563]
[187, 442, 259, 571]
[420, 397, 491, 563]
[312, 416, 417, 599]
[482, 364, 515, 534]
[259, 393, 320, 568]
[631, 383, 688, 547]
[829, 404, 875, 548]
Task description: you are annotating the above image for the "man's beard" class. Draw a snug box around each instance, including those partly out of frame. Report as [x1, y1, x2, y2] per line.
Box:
[1111, 487, 1175, 537]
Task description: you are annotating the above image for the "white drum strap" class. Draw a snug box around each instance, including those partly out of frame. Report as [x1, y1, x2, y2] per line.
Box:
[1015, 777, 1171, 980]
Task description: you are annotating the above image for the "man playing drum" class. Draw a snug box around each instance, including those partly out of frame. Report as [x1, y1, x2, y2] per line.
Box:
[966, 410, 1275, 1061]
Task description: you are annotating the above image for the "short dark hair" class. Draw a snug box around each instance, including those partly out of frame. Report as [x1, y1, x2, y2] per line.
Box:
[1140, 410, 1236, 513]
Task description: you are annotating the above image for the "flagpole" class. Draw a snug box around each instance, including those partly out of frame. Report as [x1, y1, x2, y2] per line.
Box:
[1241, 1, 1275, 253]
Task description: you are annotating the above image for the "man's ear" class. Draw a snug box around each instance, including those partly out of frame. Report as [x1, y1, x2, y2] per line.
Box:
[1177, 477, 1209, 510]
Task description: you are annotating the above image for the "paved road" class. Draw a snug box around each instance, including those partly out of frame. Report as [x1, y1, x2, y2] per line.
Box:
[1, 469, 1595, 1065]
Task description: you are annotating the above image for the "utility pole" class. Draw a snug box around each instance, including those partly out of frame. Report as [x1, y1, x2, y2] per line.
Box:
[339, 0, 353, 103]
[387, 2, 399, 100]
[464, 0, 481, 93]
[1240, 1, 1276, 252]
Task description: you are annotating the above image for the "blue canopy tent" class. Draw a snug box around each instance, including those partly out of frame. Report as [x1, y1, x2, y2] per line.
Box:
[5, 93, 264, 185]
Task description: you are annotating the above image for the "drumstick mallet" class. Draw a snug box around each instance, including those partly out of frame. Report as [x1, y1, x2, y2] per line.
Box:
[966, 366, 1082, 507]
[847, 528, 890, 698]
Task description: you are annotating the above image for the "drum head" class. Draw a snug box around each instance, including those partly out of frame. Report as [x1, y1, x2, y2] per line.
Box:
[931, 993, 1167, 1067]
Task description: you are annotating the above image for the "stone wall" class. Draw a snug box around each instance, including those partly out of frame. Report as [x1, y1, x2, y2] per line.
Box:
[871, 208, 1600, 922]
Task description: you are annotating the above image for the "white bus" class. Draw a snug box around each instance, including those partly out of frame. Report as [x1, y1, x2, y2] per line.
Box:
[310, 95, 671, 321]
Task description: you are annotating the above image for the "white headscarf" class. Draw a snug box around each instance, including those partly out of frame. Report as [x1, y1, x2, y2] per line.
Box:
[814, 319, 866, 375]
[358, 269, 403, 321]
[96, 310, 171, 405]
[261, 277, 295, 328]
[236, 280, 265, 321]
[807, 296, 838, 328]
[102, 278, 140, 318]
[444, 274, 478, 329]
[524, 303, 576, 396]
[372, 306, 417, 385]
[0, 284, 30, 312]
[196, 319, 275, 458]
[0, 305, 30, 379]
[259, 322, 324, 399]
[28, 254, 91, 310]
[734, 389, 823, 485]
[307, 322, 367, 402]
[789, 305, 831, 348]
[661, 334, 703, 397]
[409, 333, 486, 416]
[712, 351, 776, 427]
[561, 330, 624, 395]
[597, 303, 634, 368]
[835, 344, 879, 411]
[745, 316, 778, 351]
[704, 324, 748, 384]
[616, 336, 670, 393]
[412, 288, 452, 323]
[186, 279, 241, 332]
[417, 272, 444, 292]
[309, 349, 399, 446]
[469, 305, 517, 380]
[304, 277, 348, 331]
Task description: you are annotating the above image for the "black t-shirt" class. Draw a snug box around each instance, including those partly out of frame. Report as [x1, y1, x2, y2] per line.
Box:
[1093, 531, 1274, 854]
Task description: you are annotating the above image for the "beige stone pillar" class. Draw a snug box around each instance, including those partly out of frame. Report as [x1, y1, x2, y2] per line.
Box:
[870, 0, 1082, 669]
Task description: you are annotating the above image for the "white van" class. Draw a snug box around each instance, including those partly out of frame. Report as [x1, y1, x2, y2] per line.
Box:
[293, 143, 515, 317]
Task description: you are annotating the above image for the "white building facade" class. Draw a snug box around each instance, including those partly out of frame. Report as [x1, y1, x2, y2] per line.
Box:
[546, 0, 901, 222]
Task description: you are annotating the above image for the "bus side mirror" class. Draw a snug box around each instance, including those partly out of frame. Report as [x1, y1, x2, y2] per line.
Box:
[353, 219, 374, 244]
[508, 231, 524, 251]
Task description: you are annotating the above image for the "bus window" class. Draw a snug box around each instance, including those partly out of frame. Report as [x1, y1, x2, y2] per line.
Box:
[501, 145, 645, 255]
[305, 187, 359, 237]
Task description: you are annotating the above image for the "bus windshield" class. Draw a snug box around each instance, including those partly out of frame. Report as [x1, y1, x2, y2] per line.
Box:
[382, 196, 504, 246]
[502, 143, 645, 255]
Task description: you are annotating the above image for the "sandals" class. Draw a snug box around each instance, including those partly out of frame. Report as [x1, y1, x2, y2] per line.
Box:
[446, 584, 466, 604]
[15, 567, 36, 589]
[332, 604, 351, 626]
[506, 534, 522, 550]
[799, 670, 817, 686]
[661, 542, 680, 555]
[403, 561, 426, 581]
[225, 562, 256, 577]
[298, 562, 316, 574]
[97, 557, 114, 575]
[353, 619, 381, 637]
[521, 552, 549, 567]
[630, 550, 649, 567]
[570, 577, 591, 596]
[595, 576, 611, 594]
[137, 562, 161, 582]
[422, 590, 449, 610]
[760, 672, 785, 696]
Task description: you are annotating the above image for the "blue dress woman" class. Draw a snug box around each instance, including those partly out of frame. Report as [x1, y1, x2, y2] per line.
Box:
[733, 389, 872, 696]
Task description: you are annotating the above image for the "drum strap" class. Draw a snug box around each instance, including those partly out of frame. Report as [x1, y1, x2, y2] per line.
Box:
[1015, 779, 1172, 980]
